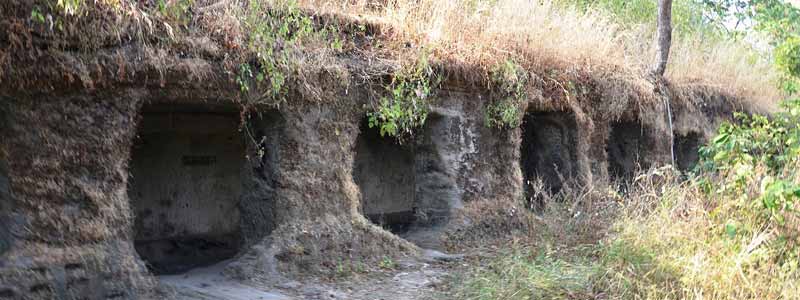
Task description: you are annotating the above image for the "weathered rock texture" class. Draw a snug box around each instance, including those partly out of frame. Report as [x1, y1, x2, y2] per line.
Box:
[0, 94, 156, 299]
[0, 82, 742, 300]
[0, 4, 751, 299]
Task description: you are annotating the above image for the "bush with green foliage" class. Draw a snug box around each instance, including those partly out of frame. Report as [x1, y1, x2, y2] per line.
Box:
[366, 53, 439, 141]
[776, 36, 800, 94]
[236, 0, 314, 102]
[484, 59, 529, 129]
[592, 103, 800, 298]
[698, 99, 800, 222]
[703, 0, 800, 95]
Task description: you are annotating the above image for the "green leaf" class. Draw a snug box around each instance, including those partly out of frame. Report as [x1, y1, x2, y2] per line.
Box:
[724, 223, 737, 239]
[713, 133, 730, 145]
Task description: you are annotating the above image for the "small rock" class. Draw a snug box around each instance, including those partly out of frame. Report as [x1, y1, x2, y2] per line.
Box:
[276, 280, 301, 290]
[421, 249, 464, 262]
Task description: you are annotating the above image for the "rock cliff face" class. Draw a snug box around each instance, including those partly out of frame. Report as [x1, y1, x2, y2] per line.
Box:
[0, 4, 746, 299]
[0, 94, 156, 299]
[0, 79, 734, 299]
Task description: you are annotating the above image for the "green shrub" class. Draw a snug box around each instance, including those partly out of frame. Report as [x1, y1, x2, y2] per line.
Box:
[234, 0, 345, 103]
[30, 7, 46, 23]
[776, 36, 800, 78]
[698, 99, 800, 222]
[236, 0, 316, 102]
[46, 0, 122, 16]
[484, 59, 528, 129]
[596, 100, 800, 299]
[367, 53, 439, 141]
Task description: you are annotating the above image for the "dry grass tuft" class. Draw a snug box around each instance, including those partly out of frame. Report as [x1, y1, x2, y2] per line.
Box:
[299, 0, 785, 108]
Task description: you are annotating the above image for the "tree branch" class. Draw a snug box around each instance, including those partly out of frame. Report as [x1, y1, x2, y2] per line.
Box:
[652, 0, 673, 77]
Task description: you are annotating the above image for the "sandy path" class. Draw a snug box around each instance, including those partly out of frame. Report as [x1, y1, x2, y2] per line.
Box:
[157, 250, 458, 300]
[159, 260, 291, 300]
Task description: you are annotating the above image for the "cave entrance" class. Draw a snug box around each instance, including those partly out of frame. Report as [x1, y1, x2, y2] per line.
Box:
[353, 114, 461, 240]
[520, 111, 579, 204]
[352, 121, 417, 233]
[675, 132, 702, 172]
[607, 120, 651, 182]
[129, 103, 245, 275]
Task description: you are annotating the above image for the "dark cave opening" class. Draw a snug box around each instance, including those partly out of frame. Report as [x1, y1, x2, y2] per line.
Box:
[352, 114, 461, 238]
[675, 131, 702, 172]
[607, 120, 652, 182]
[352, 120, 417, 234]
[129, 103, 245, 275]
[520, 111, 579, 204]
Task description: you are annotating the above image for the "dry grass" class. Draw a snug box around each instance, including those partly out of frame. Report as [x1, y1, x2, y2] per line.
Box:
[598, 164, 800, 299]
[668, 37, 783, 111]
[452, 162, 800, 299]
[452, 101, 800, 299]
[298, 0, 785, 108]
[2, 0, 784, 108]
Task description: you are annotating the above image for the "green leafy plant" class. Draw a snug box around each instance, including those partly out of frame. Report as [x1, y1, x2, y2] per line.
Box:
[776, 36, 800, 78]
[236, 63, 254, 93]
[30, 7, 45, 24]
[378, 256, 396, 270]
[484, 98, 521, 129]
[367, 52, 439, 141]
[485, 59, 529, 129]
[237, 0, 315, 102]
[333, 260, 367, 278]
[775, 36, 800, 94]
[698, 99, 800, 222]
[759, 177, 800, 223]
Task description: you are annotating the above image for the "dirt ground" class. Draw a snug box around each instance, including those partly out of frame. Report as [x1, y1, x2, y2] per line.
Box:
[157, 249, 459, 300]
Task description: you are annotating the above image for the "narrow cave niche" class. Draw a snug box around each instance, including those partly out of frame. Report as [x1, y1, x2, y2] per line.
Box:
[520, 111, 579, 204]
[129, 103, 245, 275]
[675, 131, 702, 172]
[352, 120, 417, 234]
[607, 120, 652, 182]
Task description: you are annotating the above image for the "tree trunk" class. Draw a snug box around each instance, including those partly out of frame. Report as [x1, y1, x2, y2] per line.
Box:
[652, 0, 673, 77]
